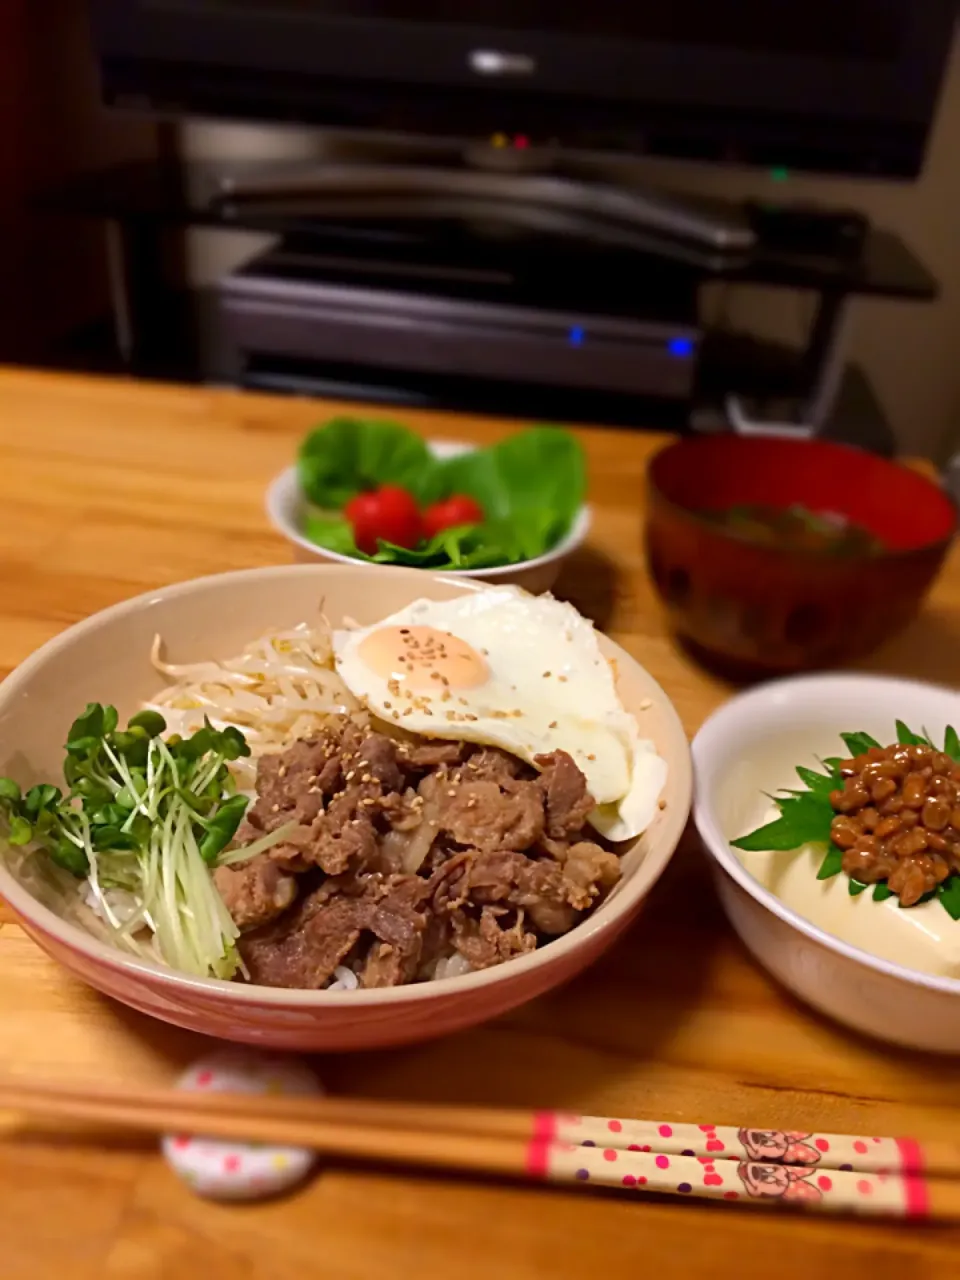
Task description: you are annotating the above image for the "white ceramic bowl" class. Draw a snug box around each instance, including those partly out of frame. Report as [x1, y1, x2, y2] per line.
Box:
[265, 440, 592, 595]
[0, 564, 690, 1051]
[693, 673, 960, 1052]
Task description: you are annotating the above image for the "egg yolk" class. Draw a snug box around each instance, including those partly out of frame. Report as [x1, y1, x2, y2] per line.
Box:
[358, 625, 489, 691]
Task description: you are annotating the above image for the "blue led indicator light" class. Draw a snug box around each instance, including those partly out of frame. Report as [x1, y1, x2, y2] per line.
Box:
[568, 325, 585, 346]
[668, 336, 695, 358]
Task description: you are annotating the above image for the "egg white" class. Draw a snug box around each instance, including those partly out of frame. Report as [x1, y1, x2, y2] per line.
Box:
[332, 588, 667, 839]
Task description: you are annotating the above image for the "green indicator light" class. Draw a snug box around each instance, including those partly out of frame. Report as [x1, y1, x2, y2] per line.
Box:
[770, 166, 790, 182]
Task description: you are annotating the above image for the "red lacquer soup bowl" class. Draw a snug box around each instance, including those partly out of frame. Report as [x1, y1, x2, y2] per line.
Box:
[645, 436, 956, 672]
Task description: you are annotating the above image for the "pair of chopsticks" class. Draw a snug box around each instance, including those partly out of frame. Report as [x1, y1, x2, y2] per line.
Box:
[1, 1076, 957, 1220]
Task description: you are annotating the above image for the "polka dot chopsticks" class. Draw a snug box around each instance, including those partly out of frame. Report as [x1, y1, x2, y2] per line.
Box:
[2, 1070, 958, 1220]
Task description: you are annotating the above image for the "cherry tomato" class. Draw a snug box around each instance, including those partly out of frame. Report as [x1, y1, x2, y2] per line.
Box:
[422, 494, 485, 539]
[344, 485, 423, 554]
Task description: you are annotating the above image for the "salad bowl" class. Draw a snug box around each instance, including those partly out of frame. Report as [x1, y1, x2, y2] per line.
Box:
[267, 431, 591, 595]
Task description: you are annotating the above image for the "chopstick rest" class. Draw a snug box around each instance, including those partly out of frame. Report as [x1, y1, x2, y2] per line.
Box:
[162, 1050, 322, 1200]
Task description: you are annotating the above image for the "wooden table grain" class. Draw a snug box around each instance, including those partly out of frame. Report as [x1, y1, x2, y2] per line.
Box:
[1, 368, 959, 1280]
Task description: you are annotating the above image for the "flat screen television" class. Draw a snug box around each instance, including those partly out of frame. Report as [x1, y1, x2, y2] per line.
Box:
[92, 1, 956, 178]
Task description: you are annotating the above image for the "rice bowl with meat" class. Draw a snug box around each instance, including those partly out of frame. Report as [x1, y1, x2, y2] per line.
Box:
[0, 565, 691, 1048]
[0, 585, 669, 993]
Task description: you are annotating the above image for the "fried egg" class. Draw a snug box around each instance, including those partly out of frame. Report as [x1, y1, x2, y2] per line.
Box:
[332, 588, 667, 840]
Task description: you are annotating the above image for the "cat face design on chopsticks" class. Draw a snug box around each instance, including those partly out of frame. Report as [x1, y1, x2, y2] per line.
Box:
[738, 1129, 820, 1166]
[737, 1161, 822, 1204]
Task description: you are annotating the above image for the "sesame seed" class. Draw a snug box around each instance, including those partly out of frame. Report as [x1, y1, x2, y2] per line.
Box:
[271, 803, 280, 813]
[543, 671, 551, 678]
[658, 798, 667, 810]
[447, 789, 457, 798]
[345, 771, 356, 781]
[587, 754, 596, 761]
[549, 721, 558, 729]
[362, 774, 373, 783]
[362, 797, 375, 806]
[640, 698, 653, 711]
[558, 675, 568, 683]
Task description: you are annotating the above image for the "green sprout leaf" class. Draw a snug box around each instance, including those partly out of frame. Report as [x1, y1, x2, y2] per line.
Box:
[0, 704, 255, 978]
[128, 709, 167, 738]
[7, 815, 32, 845]
[24, 784, 61, 817]
[66, 703, 107, 747]
[49, 839, 88, 877]
[0, 778, 22, 805]
[198, 794, 249, 865]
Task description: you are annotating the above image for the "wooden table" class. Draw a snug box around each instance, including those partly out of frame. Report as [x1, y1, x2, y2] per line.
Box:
[1, 369, 959, 1280]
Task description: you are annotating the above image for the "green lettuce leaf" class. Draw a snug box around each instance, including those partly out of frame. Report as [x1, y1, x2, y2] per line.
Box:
[439, 426, 585, 537]
[303, 515, 555, 571]
[298, 418, 442, 508]
[303, 514, 364, 559]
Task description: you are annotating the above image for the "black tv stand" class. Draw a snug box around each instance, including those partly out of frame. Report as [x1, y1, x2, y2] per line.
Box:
[37, 159, 938, 453]
[213, 150, 756, 254]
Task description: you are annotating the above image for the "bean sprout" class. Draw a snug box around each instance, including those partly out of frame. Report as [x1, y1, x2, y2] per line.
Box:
[145, 623, 359, 788]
